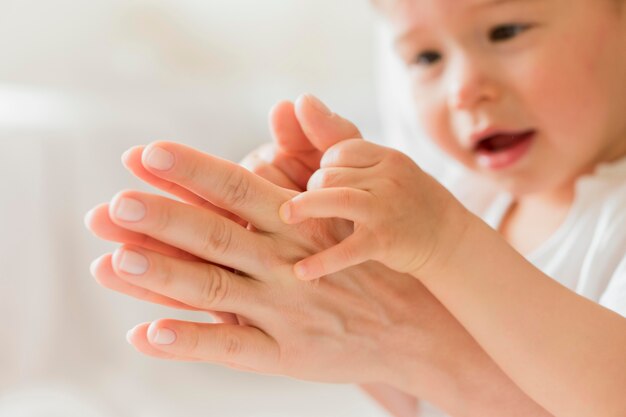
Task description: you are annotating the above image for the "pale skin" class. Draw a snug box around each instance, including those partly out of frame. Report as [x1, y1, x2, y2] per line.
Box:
[84, 0, 626, 416]
[86, 96, 552, 417]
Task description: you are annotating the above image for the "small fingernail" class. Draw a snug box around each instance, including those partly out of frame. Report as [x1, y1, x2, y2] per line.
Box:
[305, 94, 333, 117]
[117, 249, 149, 275]
[152, 328, 177, 345]
[114, 197, 146, 222]
[279, 202, 292, 223]
[294, 262, 309, 280]
[144, 146, 175, 171]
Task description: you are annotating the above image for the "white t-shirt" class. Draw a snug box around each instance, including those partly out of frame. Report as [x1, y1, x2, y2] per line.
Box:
[416, 158, 626, 417]
[478, 157, 626, 317]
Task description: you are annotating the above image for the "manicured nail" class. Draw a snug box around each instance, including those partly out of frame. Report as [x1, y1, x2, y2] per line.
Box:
[151, 328, 177, 345]
[258, 145, 275, 164]
[83, 208, 95, 230]
[117, 249, 149, 275]
[126, 328, 134, 345]
[305, 94, 333, 116]
[89, 256, 104, 277]
[121, 148, 132, 166]
[144, 146, 175, 171]
[114, 197, 146, 222]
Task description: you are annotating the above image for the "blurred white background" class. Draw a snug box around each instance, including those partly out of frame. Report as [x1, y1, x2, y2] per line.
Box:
[0, 1, 393, 416]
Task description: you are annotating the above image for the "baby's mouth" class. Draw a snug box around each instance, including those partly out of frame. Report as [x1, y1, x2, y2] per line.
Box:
[471, 129, 537, 170]
[474, 130, 536, 154]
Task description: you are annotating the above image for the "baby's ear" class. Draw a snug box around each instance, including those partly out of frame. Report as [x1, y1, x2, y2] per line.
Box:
[294, 94, 363, 152]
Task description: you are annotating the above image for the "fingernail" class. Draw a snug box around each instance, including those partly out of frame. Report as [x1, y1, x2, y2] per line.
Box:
[83, 208, 95, 230]
[294, 262, 309, 280]
[117, 249, 149, 275]
[305, 94, 333, 117]
[279, 202, 292, 223]
[114, 197, 146, 222]
[121, 148, 132, 166]
[144, 146, 175, 171]
[89, 256, 103, 277]
[126, 328, 134, 344]
[151, 328, 177, 345]
[258, 145, 275, 164]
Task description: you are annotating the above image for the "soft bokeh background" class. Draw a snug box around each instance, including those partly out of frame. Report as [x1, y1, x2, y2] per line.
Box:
[0, 1, 397, 416]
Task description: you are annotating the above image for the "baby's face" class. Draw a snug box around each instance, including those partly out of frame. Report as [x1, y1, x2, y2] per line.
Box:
[387, 0, 626, 196]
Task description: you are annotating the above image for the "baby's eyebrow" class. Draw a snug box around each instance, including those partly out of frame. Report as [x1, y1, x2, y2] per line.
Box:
[473, 0, 535, 10]
[394, 0, 536, 48]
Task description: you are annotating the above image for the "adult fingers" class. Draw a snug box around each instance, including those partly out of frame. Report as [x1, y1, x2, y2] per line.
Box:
[293, 233, 375, 281]
[320, 139, 387, 169]
[108, 190, 274, 277]
[294, 94, 363, 152]
[90, 254, 203, 311]
[140, 141, 295, 232]
[269, 100, 323, 174]
[139, 319, 280, 373]
[85, 203, 201, 262]
[126, 322, 201, 361]
[279, 188, 373, 225]
[111, 245, 261, 316]
[122, 146, 247, 227]
[239, 144, 301, 191]
[91, 254, 240, 324]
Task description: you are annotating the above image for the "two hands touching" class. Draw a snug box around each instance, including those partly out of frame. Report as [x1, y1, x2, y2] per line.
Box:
[279, 137, 467, 281]
[85, 95, 549, 417]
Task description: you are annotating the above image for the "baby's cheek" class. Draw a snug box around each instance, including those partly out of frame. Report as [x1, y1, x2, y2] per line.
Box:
[415, 104, 469, 167]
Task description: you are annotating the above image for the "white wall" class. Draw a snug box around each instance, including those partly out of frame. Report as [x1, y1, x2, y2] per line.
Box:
[0, 1, 390, 416]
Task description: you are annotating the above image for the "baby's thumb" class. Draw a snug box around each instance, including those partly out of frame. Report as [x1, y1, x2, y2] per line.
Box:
[294, 94, 363, 152]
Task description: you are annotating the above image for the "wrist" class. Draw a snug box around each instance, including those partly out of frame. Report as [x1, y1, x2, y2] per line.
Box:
[411, 202, 479, 281]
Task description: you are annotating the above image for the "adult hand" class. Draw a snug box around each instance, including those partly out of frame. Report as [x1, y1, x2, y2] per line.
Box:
[85, 96, 346, 323]
[85, 97, 551, 416]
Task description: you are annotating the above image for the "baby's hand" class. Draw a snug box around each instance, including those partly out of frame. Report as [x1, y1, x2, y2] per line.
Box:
[279, 139, 469, 281]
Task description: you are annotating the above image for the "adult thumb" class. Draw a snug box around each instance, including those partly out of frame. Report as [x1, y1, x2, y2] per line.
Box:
[294, 94, 363, 152]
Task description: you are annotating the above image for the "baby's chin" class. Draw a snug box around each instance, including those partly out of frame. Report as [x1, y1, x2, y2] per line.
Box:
[484, 170, 576, 202]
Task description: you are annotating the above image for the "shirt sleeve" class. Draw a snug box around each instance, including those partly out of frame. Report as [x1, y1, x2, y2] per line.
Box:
[599, 254, 626, 318]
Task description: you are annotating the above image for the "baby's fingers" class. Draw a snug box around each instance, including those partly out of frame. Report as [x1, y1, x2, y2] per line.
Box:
[292, 233, 374, 281]
[279, 188, 372, 224]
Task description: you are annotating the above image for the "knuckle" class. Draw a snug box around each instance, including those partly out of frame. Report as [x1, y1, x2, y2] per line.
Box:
[220, 330, 243, 359]
[386, 149, 411, 168]
[337, 188, 354, 211]
[197, 267, 230, 309]
[186, 325, 202, 356]
[220, 168, 252, 209]
[198, 219, 234, 256]
[152, 201, 173, 234]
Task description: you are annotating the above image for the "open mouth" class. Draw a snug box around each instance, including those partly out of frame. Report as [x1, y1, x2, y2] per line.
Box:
[473, 129, 536, 170]
[474, 130, 536, 153]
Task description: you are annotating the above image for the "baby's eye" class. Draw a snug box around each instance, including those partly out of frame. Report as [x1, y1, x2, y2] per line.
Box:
[489, 24, 530, 42]
[413, 50, 442, 66]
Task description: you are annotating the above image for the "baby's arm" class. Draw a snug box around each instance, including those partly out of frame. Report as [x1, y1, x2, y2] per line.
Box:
[280, 139, 626, 416]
